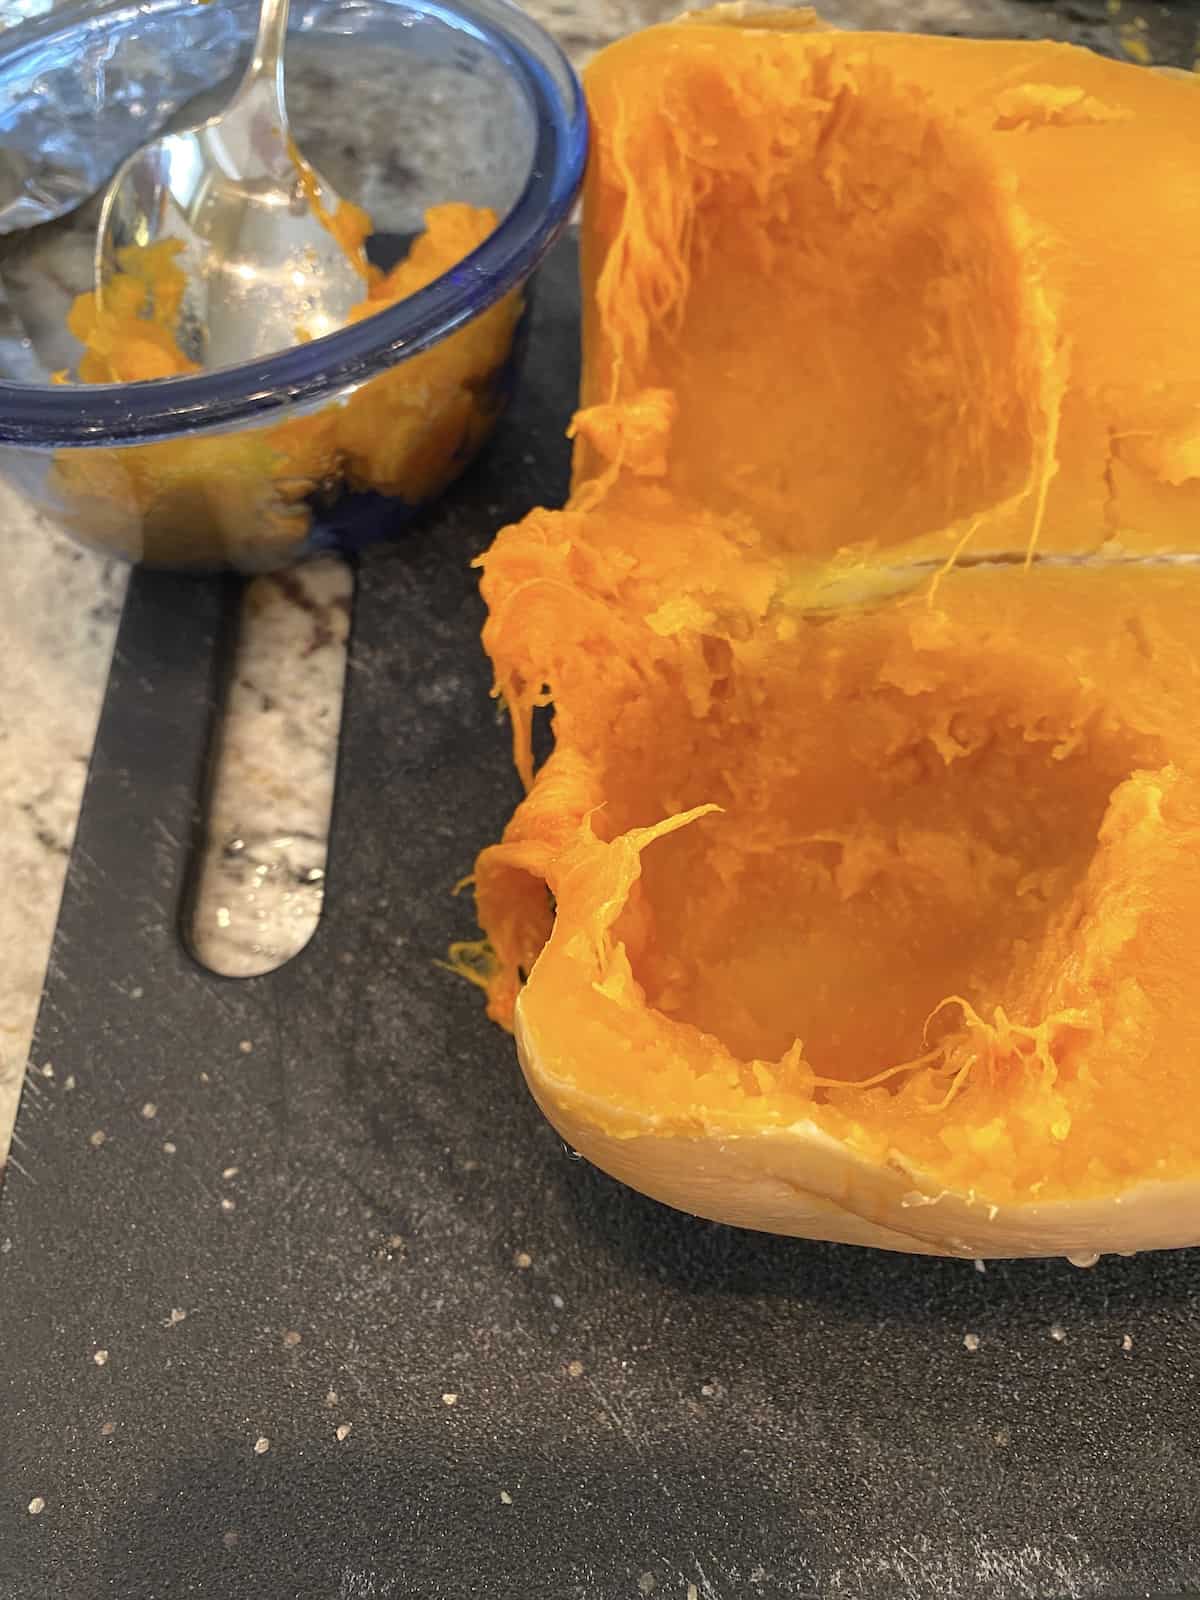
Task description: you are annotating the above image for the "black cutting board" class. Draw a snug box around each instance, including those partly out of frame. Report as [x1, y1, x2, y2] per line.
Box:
[4, 237, 1200, 1600]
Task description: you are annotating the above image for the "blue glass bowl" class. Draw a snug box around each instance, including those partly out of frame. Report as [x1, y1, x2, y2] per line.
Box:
[0, 0, 587, 569]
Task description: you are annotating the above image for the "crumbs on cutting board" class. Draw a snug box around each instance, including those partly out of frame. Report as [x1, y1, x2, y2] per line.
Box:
[92, 1348, 108, 1366]
[141, 1102, 157, 1119]
[963, 1333, 981, 1353]
[253, 1436, 270, 1455]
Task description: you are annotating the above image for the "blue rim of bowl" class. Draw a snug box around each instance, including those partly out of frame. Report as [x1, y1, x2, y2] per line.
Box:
[0, 0, 588, 450]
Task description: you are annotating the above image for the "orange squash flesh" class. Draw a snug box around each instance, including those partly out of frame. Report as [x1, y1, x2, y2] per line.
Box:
[461, 10, 1200, 1255]
[578, 12, 1200, 572]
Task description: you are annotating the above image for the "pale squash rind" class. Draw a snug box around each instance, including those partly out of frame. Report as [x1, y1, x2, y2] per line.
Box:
[517, 997, 1200, 1259]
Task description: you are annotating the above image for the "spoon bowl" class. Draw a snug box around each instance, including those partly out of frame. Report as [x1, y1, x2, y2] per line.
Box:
[95, 0, 365, 370]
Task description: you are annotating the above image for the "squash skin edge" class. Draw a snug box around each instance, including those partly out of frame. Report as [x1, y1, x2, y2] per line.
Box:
[516, 994, 1200, 1259]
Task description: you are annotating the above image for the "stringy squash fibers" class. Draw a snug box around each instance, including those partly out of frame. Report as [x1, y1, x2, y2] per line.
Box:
[459, 9, 1200, 1256]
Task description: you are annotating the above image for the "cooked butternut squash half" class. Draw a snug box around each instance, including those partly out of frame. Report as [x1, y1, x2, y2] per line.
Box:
[460, 10, 1200, 1256]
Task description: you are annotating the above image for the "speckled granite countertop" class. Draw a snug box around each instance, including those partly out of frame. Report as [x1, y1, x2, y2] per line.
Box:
[0, 0, 1187, 1160]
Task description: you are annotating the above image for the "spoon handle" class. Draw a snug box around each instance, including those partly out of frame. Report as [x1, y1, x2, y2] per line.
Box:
[244, 0, 292, 99]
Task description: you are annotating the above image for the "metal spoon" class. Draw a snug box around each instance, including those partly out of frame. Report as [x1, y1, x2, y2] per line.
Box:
[94, 0, 365, 371]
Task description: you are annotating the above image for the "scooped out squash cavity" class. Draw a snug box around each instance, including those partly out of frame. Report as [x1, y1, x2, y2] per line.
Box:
[575, 8, 1200, 575]
[458, 7, 1200, 1256]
